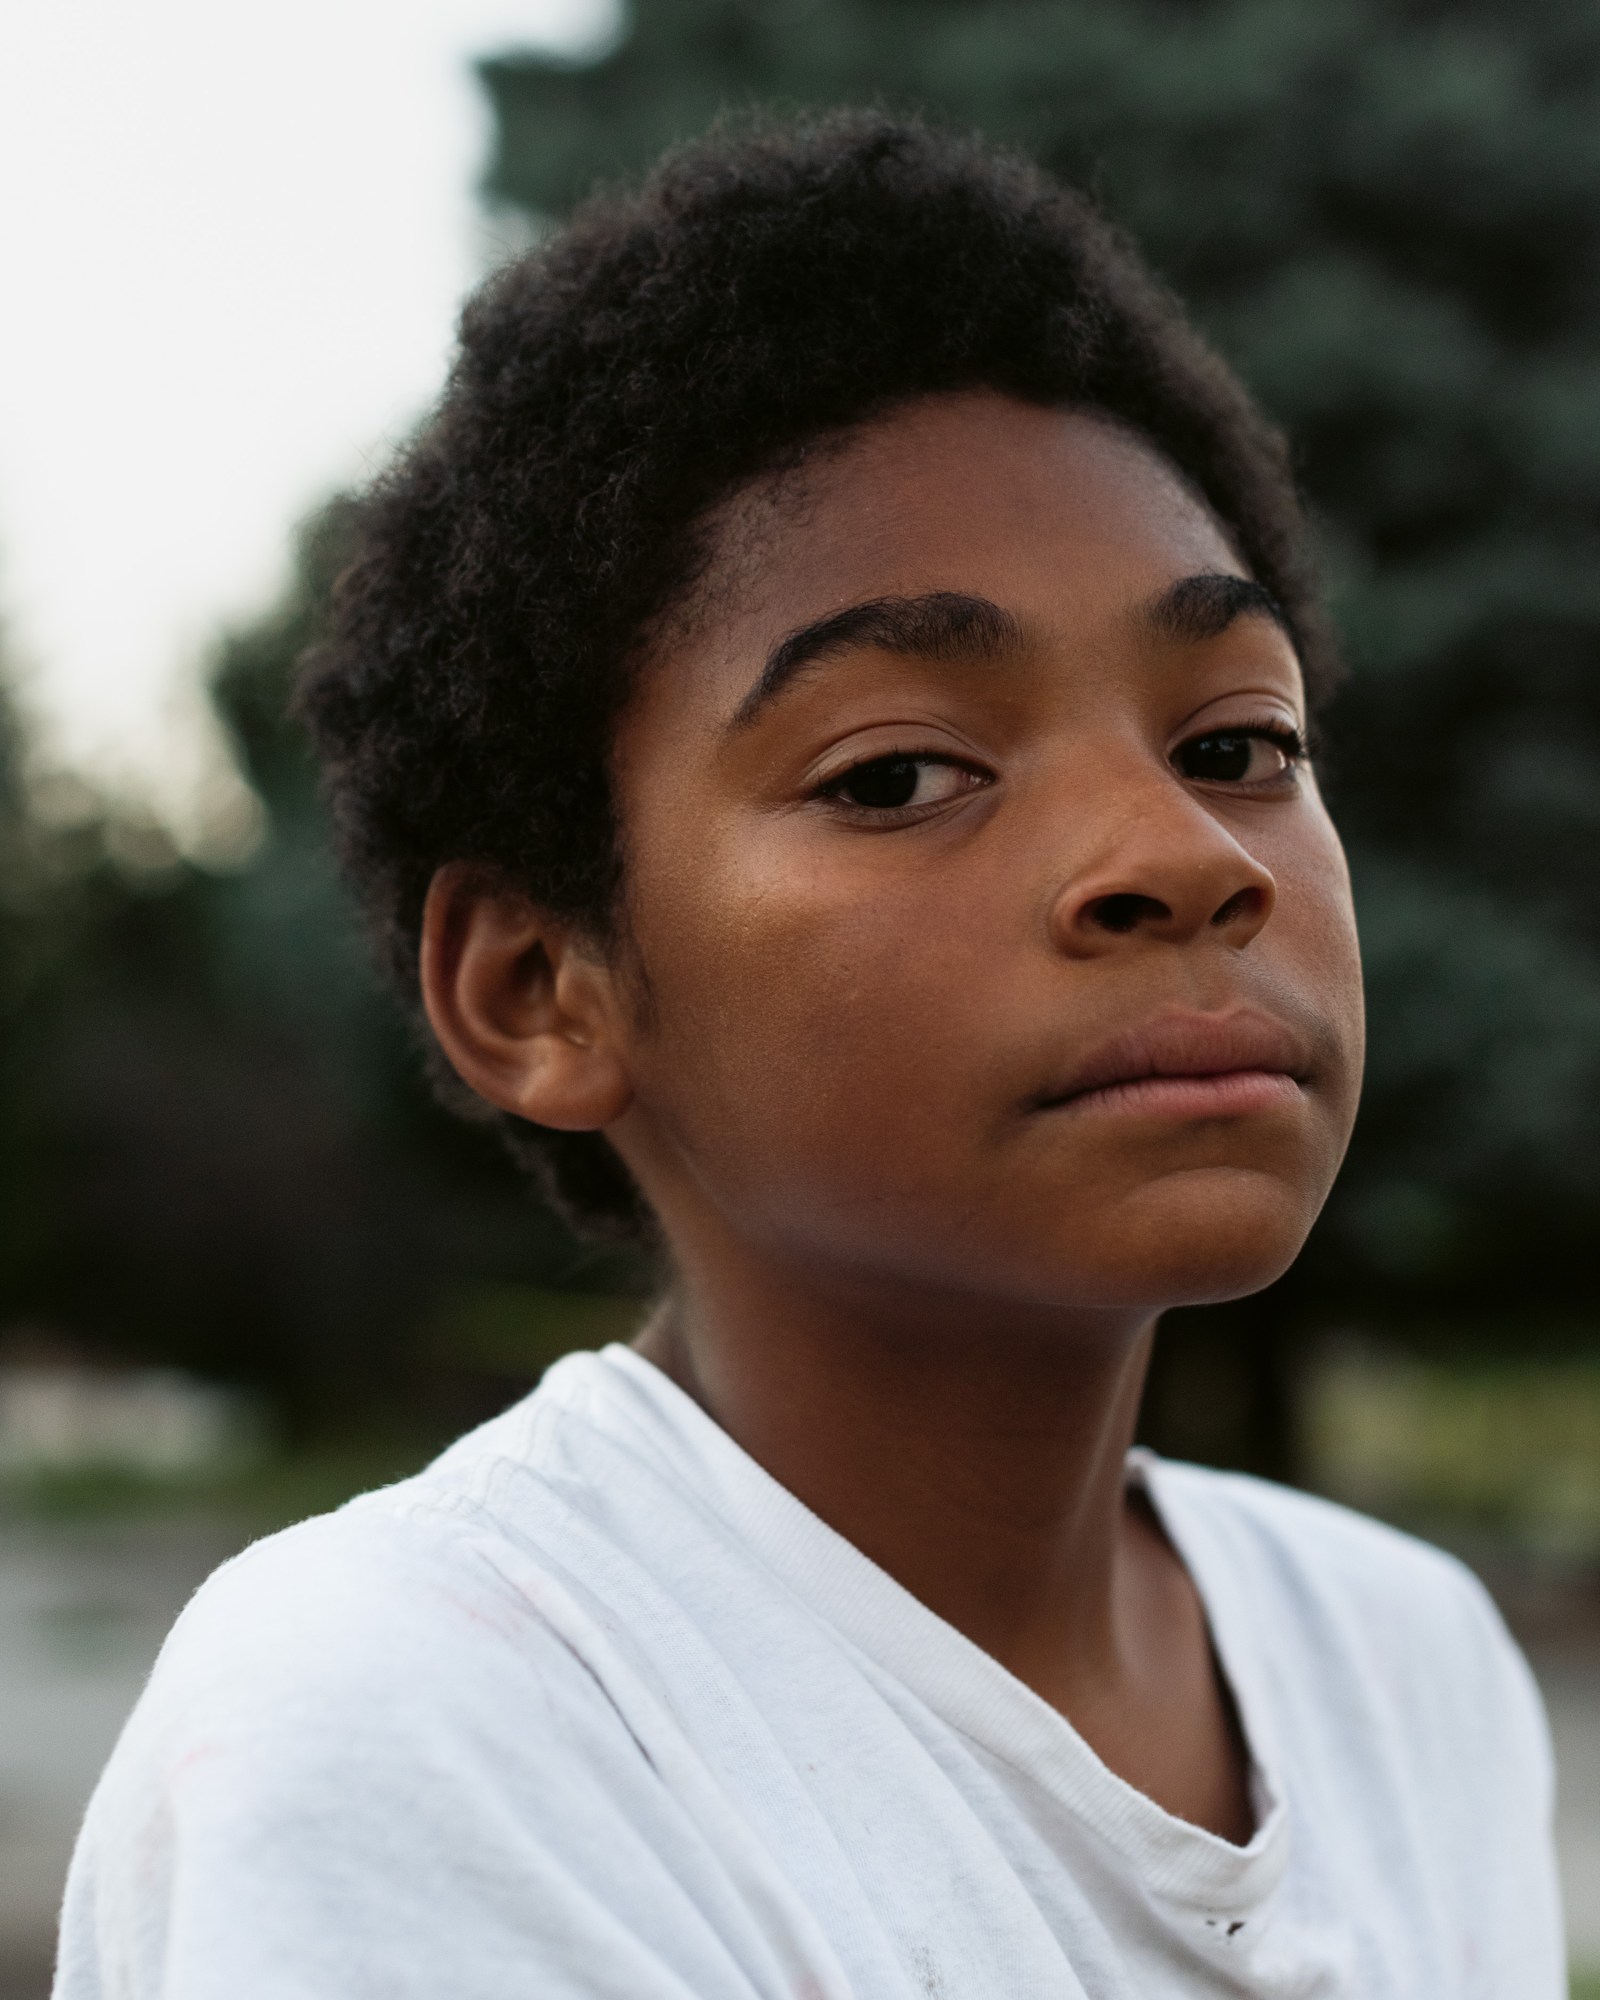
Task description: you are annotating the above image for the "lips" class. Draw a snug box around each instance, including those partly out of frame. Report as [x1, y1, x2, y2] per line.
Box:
[1030, 1008, 1312, 1118]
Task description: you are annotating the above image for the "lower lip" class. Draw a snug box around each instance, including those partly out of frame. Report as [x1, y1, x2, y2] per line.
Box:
[1043, 1070, 1305, 1120]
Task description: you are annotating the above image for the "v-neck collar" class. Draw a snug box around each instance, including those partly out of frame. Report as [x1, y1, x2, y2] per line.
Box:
[572, 1346, 1292, 1917]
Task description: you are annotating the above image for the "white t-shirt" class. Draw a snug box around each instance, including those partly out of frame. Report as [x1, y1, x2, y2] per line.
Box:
[55, 1344, 1562, 1999]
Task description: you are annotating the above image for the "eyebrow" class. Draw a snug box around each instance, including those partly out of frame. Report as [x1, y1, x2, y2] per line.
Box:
[730, 591, 1024, 730]
[729, 572, 1296, 732]
[1142, 571, 1295, 651]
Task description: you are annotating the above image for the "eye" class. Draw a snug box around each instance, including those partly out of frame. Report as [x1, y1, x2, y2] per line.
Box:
[824, 752, 982, 815]
[1174, 725, 1304, 788]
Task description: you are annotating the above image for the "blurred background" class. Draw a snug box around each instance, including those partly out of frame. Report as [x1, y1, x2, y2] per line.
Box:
[3, 0, 1600, 1991]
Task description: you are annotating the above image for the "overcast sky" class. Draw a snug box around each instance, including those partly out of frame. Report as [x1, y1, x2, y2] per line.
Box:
[0, 0, 613, 853]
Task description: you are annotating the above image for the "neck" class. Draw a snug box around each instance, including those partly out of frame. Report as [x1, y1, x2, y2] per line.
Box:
[634, 1243, 1157, 1694]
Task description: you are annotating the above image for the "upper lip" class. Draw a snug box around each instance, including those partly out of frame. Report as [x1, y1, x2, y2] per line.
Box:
[1030, 1007, 1314, 1110]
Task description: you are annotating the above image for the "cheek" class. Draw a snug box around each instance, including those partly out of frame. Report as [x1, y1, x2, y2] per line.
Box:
[623, 833, 1004, 1199]
[1266, 812, 1366, 1116]
[615, 778, 1368, 1304]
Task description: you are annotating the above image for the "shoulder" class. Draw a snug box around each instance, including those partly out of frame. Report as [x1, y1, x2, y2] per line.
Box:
[1150, 1454, 1507, 1657]
[1150, 1455, 1480, 1612]
[115, 1362, 641, 1755]
[1152, 1464, 1488, 1632]
[56, 1481, 692, 1999]
[76, 1351, 699, 1839]
[101, 1474, 621, 1784]
[1150, 1457, 1553, 1798]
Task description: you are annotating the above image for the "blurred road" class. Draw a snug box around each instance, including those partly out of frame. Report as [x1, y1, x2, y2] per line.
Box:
[2, 1512, 1598, 1997]
[1549, 1652, 1600, 1967]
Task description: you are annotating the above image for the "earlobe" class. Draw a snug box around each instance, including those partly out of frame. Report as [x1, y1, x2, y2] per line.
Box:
[418, 864, 634, 1132]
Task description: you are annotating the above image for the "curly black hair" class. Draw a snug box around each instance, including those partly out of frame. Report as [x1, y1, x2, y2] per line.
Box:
[299, 107, 1334, 1241]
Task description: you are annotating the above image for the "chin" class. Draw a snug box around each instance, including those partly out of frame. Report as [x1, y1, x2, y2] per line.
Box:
[1021, 1166, 1322, 1313]
[1140, 1173, 1317, 1306]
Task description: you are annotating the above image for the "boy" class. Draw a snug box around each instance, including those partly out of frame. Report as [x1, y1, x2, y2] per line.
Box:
[55, 112, 1562, 1997]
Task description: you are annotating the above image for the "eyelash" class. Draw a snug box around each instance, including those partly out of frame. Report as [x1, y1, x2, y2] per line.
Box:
[816, 748, 985, 823]
[1173, 717, 1310, 787]
[1226, 718, 1309, 758]
[816, 717, 1310, 823]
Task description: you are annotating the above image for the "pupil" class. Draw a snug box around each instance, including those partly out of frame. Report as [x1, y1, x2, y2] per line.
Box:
[846, 756, 920, 808]
[1185, 734, 1251, 781]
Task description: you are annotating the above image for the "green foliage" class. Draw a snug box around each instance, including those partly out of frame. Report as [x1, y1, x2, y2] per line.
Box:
[430, 1281, 646, 1379]
[3, 1431, 444, 1533]
[0, 508, 637, 1431]
[1309, 1347, 1600, 1552]
[482, 0, 1600, 1347]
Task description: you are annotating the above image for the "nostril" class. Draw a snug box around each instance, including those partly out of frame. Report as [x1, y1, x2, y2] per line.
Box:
[1086, 892, 1170, 935]
[1211, 887, 1264, 928]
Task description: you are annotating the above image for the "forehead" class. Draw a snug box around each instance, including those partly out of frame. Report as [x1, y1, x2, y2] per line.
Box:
[652, 389, 1246, 709]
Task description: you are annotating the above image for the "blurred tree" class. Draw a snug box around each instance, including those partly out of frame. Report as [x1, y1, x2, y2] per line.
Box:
[481, 0, 1600, 1474]
[0, 514, 607, 1435]
[0, 646, 43, 1307]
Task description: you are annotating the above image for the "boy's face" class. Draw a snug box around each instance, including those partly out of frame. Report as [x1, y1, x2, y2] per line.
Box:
[606, 391, 1363, 1314]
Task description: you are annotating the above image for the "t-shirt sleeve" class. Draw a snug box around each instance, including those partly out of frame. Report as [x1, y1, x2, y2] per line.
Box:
[1361, 1526, 1564, 1996]
[1429, 1556, 1566, 2000]
[1202, 1469, 1568, 2000]
[51, 1511, 798, 2000]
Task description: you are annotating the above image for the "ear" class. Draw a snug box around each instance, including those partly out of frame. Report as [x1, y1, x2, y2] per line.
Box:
[419, 863, 634, 1132]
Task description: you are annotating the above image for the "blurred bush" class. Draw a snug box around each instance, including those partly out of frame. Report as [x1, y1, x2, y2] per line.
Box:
[0, 519, 641, 1440]
[1308, 1343, 1600, 1556]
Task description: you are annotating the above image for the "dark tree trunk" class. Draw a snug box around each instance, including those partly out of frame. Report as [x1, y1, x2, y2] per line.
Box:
[1138, 1292, 1305, 1487]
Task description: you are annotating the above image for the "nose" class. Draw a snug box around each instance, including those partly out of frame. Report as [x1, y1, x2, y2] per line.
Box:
[1047, 792, 1276, 958]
